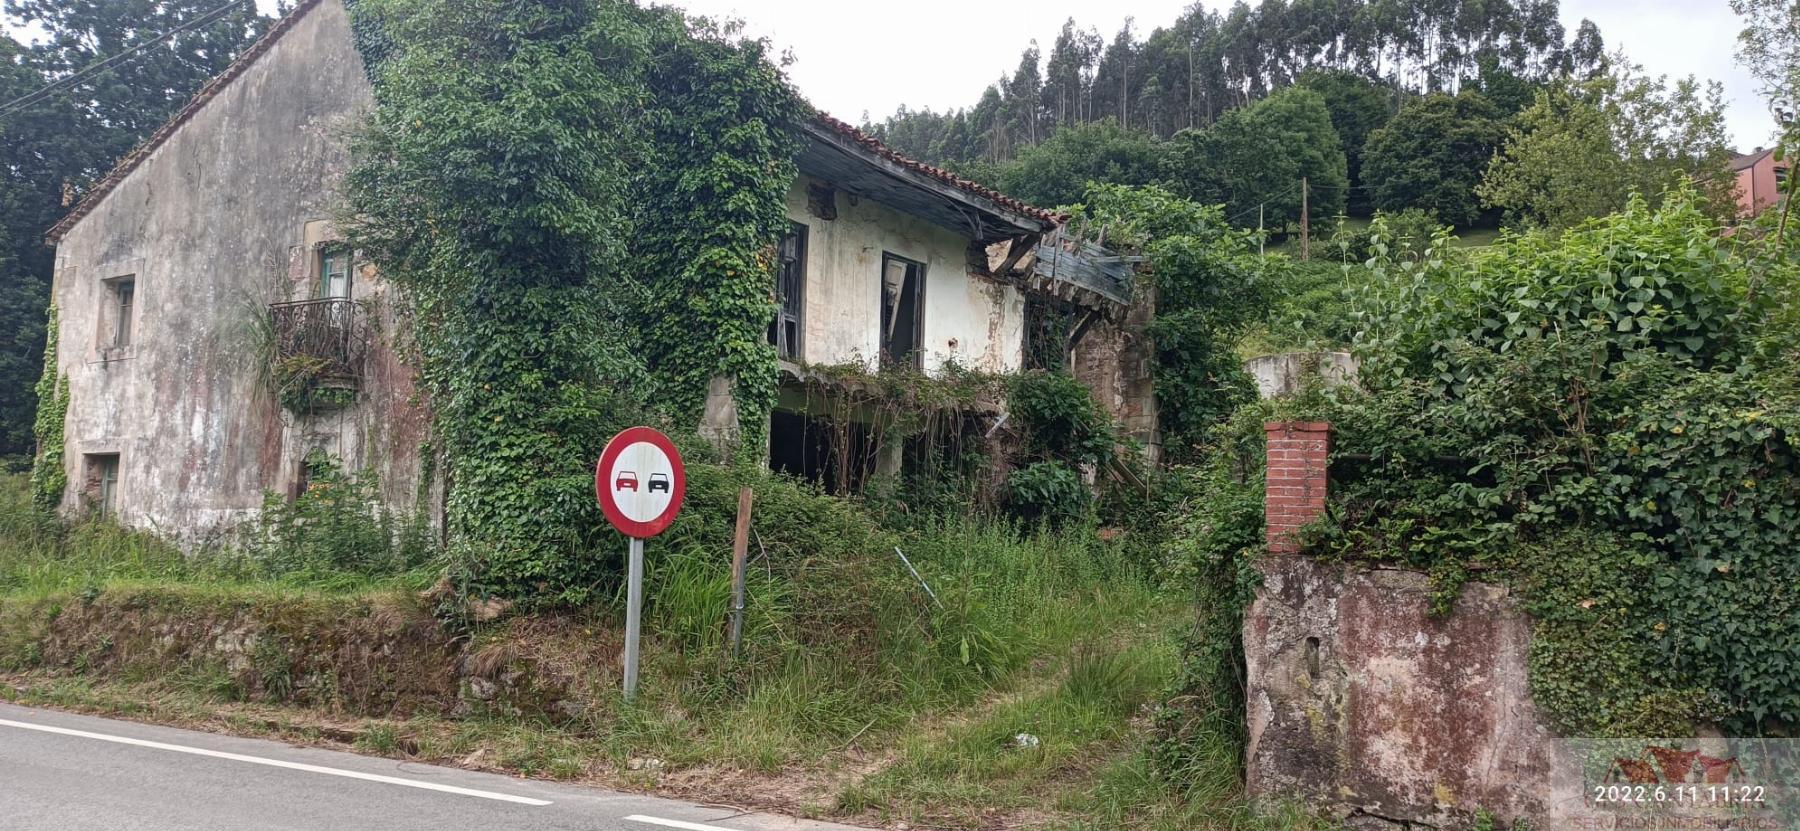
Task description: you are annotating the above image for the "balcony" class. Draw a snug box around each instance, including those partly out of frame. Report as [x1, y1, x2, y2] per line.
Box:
[269, 298, 366, 411]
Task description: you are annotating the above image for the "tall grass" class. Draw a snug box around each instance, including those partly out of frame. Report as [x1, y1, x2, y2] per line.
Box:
[1, 465, 1261, 829]
[0, 474, 431, 599]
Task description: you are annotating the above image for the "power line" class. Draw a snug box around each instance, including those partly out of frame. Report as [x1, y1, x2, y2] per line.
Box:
[1224, 183, 1301, 227]
[0, 0, 253, 122]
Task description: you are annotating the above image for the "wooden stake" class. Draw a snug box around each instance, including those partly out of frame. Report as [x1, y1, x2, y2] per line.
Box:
[727, 487, 753, 658]
[1300, 177, 1310, 261]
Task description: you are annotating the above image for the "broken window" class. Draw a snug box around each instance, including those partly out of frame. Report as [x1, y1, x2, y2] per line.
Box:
[880, 254, 924, 369]
[1023, 296, 1076, 371]
[768, 409, 874, 495]
[320, 247, 353, 299]
[83, 454, 120, 518]
[112, 278, 134, 348]
[770, 223, 806, 361]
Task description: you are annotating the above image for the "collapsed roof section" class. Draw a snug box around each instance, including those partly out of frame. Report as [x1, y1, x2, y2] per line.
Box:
[801, 115, 1134, 314]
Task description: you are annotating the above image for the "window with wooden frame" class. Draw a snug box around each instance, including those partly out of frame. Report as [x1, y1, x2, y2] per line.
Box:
[112, 278, 134, 347]
[96, 275, 137, 355]
[319, 247, 353, 299]
[880, 253, 925, 369]
[770, 222, 806, 361]
[83, 453, 120, 519]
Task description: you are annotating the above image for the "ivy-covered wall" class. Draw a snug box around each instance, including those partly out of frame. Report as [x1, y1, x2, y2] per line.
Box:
[341, 0, 808, 605]
[29, 304, 66, 513]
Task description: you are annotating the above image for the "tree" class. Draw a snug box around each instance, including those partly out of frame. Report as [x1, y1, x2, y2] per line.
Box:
[1476, 84, 1622, 229]
[1564, 18, 1608, 79]
[1362, 90, 1506, 226]
[1480, 66, 1735, 229]
[1164, 86, 1347, 228]
[994, 119, 1160, 209]
[0, 2, 269, 456]
[1297, 69, 1395, 211]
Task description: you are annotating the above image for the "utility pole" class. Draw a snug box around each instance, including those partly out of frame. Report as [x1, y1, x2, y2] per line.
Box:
[1258, 203, 1265, 256]
[1300, 177, 1310, 261]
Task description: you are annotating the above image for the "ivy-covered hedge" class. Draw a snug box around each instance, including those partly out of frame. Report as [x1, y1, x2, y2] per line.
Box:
[1289, 193, 1800, 736]
[340, 0, 806, 606]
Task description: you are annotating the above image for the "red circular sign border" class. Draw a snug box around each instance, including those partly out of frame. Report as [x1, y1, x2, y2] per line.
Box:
[595, 427, 686, 539]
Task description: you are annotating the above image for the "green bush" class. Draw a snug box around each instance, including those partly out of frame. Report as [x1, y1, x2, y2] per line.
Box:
[1321, 208, 1445, 264]
[1290, 190, 1800, 734]
[1008, 370, 1117, 465]
[1005, 461, 1091, 528]
[245, 451, 435, 579]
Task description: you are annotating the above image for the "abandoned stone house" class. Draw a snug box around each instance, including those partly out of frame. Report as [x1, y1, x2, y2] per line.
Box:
[40, 0, 1153, 538]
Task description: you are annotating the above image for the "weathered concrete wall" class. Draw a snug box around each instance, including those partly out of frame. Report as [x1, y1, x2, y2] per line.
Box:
[1069, 287, 1158, 462]
[784, 176, 1026, 375]
[49, 0, 429, 539]
[1248, 423, 1581, 829]
[1245, 555, 1581, 829]
[1245, 351, 1359, 400]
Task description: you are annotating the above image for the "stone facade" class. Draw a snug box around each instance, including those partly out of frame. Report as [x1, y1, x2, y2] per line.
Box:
[45, 0, 432, 540]
[1070, 287, 1159, 463]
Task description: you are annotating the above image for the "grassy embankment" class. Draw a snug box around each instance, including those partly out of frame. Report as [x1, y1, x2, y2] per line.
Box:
[0, 472, 1310, 831]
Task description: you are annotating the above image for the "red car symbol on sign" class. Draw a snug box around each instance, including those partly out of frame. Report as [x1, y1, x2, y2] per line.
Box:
[648, 472, 670, 493]
[615, 471, 638, 491]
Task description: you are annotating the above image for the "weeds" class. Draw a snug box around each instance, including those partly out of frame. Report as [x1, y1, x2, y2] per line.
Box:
[0, 473, 433, 600]
[0, 468, 1267, 830]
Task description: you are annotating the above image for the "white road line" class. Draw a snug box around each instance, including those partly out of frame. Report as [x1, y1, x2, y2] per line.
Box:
[625, 815, 742, 831]
[0, 717, 552, 806]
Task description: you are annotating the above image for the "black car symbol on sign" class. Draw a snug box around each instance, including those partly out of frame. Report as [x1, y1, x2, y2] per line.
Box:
[648, 472, 671, 493]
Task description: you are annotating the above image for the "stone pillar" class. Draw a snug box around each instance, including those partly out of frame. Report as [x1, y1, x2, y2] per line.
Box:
[1263, 421, 1330, 554]
[699, 375, 740, 452]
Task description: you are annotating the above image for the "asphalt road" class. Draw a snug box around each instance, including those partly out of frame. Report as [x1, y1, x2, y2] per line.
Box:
[0, 701, 870, 831]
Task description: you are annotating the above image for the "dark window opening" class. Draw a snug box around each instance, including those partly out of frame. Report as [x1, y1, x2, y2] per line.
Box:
[1023, 296, 1081, 371]
[320, 247, 353, 299]
[770, 223, 806, 361]
[768, 409, 875, 495]
[83, 454, 120, 518]
[112, 278, 135, 348]
[880, 254, 925, 368]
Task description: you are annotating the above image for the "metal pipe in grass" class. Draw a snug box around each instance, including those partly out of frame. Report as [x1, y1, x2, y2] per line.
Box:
[892, 547, 942, 610]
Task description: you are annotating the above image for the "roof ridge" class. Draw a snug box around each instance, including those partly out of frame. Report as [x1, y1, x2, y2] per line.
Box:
[807, 112, 1064, 226]
[49, 0, 1065, 243]
[47, 0, 327, 242]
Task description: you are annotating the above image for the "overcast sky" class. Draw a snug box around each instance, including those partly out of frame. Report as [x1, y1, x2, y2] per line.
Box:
[21, 0, 1775, 153]
[649, 0, 1779, 153]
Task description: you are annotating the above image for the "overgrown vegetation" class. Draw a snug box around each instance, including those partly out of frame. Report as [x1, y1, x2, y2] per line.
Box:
[1070, 185, 1272, 461]
[341, 0, 805, 606]
[1181, 192, 1800, 739]
[2, 459, 1262, 829]
[245, 451, 434, 580]
[29, 304, 66, 513]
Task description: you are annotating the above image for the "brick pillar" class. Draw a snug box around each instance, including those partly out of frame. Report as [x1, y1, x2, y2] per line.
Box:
[1264, 421, 1330, 554]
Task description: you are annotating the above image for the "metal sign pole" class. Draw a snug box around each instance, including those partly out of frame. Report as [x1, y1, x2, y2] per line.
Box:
[623, 536, 644, 700]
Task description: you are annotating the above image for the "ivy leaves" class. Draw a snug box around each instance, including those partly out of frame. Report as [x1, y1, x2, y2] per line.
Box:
[1311, 190, 1800, 734]
[340, 0, 802, 605]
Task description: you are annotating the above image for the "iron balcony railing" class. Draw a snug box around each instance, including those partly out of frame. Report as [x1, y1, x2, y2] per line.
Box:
[269, 297, 367, 379]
